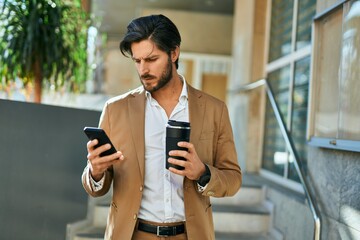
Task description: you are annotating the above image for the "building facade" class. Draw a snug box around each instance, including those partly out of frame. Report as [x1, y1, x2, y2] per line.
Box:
[229, 0, 360, 239]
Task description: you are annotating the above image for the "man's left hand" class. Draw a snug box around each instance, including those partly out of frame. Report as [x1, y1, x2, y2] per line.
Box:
[167, 141, 206, 180]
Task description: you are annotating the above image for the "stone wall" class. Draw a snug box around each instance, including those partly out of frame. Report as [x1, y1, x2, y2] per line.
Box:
[308, 146, 360, 240]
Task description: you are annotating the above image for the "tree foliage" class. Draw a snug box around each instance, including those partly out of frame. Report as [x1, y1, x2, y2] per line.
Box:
[0, 0, 89, 101]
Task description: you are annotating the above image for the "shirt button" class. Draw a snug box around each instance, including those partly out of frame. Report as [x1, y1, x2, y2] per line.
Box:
[133, 214, 137, 220]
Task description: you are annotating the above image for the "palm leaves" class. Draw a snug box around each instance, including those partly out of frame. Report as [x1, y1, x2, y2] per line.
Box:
[0, 0, 88, 102]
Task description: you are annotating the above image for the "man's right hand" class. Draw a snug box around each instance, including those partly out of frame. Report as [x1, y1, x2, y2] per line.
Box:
[86, 139, 124, 181]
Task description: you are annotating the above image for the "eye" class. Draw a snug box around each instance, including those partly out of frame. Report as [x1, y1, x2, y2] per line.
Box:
[133, 59, 141, 64]
[146, 57, 157, 62]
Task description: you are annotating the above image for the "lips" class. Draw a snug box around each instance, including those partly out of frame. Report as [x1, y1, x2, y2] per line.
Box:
[141, 75, 156, 81]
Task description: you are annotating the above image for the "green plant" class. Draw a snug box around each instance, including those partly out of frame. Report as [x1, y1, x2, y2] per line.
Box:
[0, 0, 89, 102]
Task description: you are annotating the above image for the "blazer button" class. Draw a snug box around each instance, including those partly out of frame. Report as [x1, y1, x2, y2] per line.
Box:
[207, 191, 214, 196]
[133, 214, 137, 220]
[140, 186, 143, 192]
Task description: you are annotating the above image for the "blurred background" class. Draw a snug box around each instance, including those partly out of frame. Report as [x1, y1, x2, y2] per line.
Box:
[1, 0, 360, 240]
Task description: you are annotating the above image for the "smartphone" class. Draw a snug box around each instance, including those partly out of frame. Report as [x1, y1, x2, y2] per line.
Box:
[83, 127, 117, 157]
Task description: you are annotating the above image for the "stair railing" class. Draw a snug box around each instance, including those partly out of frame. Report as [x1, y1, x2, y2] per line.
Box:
[231, 79, 321, 240]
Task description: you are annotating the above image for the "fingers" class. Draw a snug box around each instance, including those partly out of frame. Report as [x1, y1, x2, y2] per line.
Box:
[87, 139, 124, 177]
[168, 166, 183, 176]
[168, 141, 193, 159]
[167, 158, 198, 180]
[87, 139, 111, 159]
[88, 151, 123, 179]
[168, 157, 186, 168]
[90, 152, 121, 175]
[89, 151, 123, 165]
[168, 141, 203, 180]
[177, 141, 194, 152]
[87, 139, 98, 149]
[87, 140, 123, 159]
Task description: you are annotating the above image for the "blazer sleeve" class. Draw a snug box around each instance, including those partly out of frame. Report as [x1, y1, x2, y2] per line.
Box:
[81, 101, 114, 197]
[200, 103, 242, 197]
[81, 164, 113, 197]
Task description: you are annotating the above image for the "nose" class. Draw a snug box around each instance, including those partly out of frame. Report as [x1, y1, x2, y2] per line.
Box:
[138, 61, 149, 76]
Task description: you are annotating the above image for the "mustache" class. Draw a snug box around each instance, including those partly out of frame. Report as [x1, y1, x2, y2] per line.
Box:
[141, 74, 156, 80]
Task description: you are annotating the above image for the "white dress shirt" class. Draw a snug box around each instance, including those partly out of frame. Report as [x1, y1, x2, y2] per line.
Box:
[139, 76, 189, 223]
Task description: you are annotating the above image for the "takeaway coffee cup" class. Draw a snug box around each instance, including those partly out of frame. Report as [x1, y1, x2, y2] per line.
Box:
[165, 120, 191, 170]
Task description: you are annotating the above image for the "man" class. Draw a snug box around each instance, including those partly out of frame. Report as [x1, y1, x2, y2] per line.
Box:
[82, 14, 242, 240]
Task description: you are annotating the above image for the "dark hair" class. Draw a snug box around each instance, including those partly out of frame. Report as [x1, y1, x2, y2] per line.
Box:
[119, 14, 181, 69]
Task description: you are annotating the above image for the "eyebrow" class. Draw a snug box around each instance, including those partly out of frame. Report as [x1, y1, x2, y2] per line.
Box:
[131, 54, 158, 61]
[131, 42, 157, 61]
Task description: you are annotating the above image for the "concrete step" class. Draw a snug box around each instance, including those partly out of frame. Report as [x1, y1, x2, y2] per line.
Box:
[215, 232, 270, 240]
[212, 204, 270, 234]
[92, 202, 109, 228]
[211, 185, 265, 206]
[73, 227, 105, 240]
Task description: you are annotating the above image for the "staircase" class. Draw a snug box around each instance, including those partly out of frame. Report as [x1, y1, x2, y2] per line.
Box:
[67, 174, 282, 240]
[213, 183, 279, 240]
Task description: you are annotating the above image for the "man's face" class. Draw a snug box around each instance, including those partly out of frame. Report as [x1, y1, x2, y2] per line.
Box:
[131, 39, 173, 93]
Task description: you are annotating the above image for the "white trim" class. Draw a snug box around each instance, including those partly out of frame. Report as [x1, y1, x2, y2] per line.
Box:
[266, 46, 312, 72]
[192, 59, 202, 90]
[291, 0, 299, 53]
[306, 23, 317, 141]
[259, 169, 305, 194]
[179, 52, 232, 93]
[179, 52, 232, 89]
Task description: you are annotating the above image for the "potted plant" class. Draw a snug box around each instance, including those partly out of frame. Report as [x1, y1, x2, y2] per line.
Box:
[0, 0, 89, 103]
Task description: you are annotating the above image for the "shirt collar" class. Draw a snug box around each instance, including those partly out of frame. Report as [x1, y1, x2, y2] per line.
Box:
[178, 75, 188, 106]
[145, 75, 188, 105]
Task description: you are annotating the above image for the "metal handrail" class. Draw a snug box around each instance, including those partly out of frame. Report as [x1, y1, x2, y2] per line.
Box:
[231, 79, 321, 240]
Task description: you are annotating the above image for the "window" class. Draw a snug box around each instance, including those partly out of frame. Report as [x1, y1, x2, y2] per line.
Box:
[262, 0, 316, 187]
[309, 0, 360, 152]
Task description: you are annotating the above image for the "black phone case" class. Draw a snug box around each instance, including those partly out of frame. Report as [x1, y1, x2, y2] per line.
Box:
[83, 127, 117, 157]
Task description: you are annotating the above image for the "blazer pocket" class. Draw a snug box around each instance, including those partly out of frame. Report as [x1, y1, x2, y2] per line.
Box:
[198, 131, 215, 163]
[205, 203, 212, 212]
[111, 201, 118, 212]
[201, 196, 212, 212]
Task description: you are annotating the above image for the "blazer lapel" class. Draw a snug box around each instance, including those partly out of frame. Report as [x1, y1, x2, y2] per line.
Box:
[188, 85, 205, 144]
[128, 88, 146, 181]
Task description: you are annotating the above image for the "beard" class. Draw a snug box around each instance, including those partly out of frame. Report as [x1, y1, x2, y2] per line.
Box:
[140, 56, 173, 93]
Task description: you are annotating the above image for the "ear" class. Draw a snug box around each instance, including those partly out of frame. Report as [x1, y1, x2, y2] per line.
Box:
[171, 46, 180, 63]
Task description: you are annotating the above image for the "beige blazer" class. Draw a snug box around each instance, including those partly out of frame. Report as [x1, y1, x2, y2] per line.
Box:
[82, 84, 242, 240]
